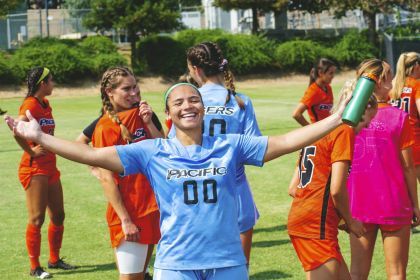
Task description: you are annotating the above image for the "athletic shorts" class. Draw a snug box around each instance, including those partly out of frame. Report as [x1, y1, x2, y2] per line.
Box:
[18, 166, 60, 190]
[290, 235, 343, 272]
[413, 143, 420, 166]
[115, 241, 148, 274]
[153, 265, 248, 280]
[363, 223, 406, 232]
[237, 175, 259, 233]
[109, 210, 161, 248]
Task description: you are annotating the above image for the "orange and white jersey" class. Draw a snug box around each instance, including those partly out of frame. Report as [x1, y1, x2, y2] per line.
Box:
[18, 97, 56, 168]
[92, 108, 159, 227]
[300, 83, 334, 123]
[391, 77, 420, 139]
[288, 125, 354, 240]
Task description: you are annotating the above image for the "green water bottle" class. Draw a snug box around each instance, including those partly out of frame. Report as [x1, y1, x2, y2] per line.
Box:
[342, 73, 377, 126]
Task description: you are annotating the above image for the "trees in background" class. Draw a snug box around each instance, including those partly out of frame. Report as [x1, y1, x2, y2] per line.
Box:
[82, 0, 182, 69]
[0, 0, 22, 17]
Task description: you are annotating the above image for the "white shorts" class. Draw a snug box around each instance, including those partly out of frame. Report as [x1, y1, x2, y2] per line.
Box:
[115, 241, 148, 274]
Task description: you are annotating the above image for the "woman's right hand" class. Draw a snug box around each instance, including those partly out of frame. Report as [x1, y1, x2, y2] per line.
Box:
[348, 219, 366, 238]
[121, 219, 140, 242]
[4, 110, 43, 142]
[31, 145, 47, 157]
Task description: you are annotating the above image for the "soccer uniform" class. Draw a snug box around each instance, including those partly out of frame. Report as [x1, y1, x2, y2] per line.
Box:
[391, 77, 420, 165]
[169, 83, 261, 232]
[287, 125, 354, 271]
[300, 82, 334, 123]
[92, 108, 160, 247]
[116, 134, 268, 271]
[18, 97, 60, 189]
[348, 104, 414, 228]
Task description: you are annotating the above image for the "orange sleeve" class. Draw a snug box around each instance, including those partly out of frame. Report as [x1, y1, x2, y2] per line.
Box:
[300, 85, 317, 108]
[92, 120, 120, 148]
[330, 126, 354, 163]
[19, 98, 38, 117]
[400, 116, 414, 150]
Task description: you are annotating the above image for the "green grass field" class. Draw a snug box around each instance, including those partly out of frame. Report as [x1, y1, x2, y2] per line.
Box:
[0, 79, 419, 279]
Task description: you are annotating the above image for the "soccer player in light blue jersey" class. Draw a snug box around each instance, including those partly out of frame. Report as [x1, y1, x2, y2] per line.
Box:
[5, 83, 353, 280]
[169, 42, 261, 265]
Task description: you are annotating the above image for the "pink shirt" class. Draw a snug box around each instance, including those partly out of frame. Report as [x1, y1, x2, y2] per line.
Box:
[347, 105, 414, 225]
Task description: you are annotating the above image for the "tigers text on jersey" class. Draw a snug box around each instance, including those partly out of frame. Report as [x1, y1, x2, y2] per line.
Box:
[18, 96, 56, 168]
[92, 108, 159, 232]
[116, 134, 268, 270]
[300, 82, 334, 123]
[287, 125, 354, 240]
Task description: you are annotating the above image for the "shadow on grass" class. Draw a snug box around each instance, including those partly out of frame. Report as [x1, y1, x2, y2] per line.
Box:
[251, 270, 292, 279]
[253, 239, 290, 248]
[51, 262, 116, 275]
[254, 224, 287, 234]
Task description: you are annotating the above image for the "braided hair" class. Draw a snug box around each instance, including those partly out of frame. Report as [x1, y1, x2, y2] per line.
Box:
[187, 41, 245, 109]
[100, 66, 136, 143]
[26, 67, 51, 98]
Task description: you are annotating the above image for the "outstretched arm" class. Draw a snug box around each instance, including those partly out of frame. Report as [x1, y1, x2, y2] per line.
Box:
[5, 111, 123, 173]
[264, 92, 351, 162]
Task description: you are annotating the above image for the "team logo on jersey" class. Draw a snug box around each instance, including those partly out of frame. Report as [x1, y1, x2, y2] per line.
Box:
[402, 87, 412, 94]
[318, 104, 333, 110]
[39, 118, 55, 126]
[132, 128, 147, 141]
[166, 166, 227, 180]
[204, 106, 234, 116]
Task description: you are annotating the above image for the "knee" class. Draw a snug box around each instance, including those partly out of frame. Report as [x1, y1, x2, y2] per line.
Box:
[50, 211, 65, 225]
[29, 215, 45, 228]
[387, 271, 406, 280]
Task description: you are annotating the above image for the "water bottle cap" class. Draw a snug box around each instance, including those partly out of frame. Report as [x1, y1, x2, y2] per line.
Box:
[362, 73, 378, 83]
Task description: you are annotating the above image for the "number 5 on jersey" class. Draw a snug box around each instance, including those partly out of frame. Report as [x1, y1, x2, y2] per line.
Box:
[298, 146, 317, 188]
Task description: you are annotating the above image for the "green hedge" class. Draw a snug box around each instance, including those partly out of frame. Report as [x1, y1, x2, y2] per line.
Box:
[1, 30, 378, 85]
[4, 36, 127, 84]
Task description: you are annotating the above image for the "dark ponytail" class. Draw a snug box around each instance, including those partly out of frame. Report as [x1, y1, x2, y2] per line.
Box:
[309, 58, 336, 86]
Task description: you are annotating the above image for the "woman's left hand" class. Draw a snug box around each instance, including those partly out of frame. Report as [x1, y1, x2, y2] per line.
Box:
[139, 101, 152, 124]
[412, 207, 420, 227]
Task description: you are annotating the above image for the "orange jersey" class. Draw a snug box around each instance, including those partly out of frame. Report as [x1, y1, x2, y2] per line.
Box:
[300, 83, 334, 123]
[18, 97, 56, 168]
[288, 125, 354, 240]
[92, 108, 159, 227]
[391, 77, 420, 139]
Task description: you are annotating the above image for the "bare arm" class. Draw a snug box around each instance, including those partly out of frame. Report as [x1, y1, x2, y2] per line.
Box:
[292, 103, 310, 126]
[400, 148, 420, 226]
[97, 168, 139, 241]
[330, 161, 365, 237]
[264, 113, 342, 162]
[264, 92, 352, 162]
[13, 115, 46, 157]
[5, 111, 123, 173]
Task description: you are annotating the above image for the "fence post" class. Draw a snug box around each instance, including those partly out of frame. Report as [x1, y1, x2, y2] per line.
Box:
[6, 16, 11, 49]
[383, 32, 394, 72]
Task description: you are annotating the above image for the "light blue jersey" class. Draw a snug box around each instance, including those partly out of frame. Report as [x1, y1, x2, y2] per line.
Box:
[168, 83, 262, 232]
[116, 135, 268, 270]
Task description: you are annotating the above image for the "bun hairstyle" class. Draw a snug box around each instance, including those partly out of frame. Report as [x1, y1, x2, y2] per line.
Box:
[187, 41, 245, 109]
[309, 58, 336, 86]
[26, 67, 51, 98]
[390, 52, 420, 100]
[100, 66, 136, 143]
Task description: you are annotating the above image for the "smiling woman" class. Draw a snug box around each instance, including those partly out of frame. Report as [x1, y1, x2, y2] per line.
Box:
[5, 81, 355, 280]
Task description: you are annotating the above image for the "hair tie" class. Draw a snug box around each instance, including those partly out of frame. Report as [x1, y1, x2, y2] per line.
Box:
[36, 68, 50, 85]
[219, 59, 228, 72]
